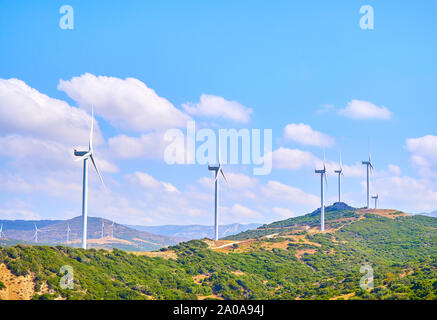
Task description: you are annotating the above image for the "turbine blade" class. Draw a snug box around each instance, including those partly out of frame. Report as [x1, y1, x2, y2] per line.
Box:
[340, 150, 343, 170]
[323, 150, 326, 170]
[324, 172, 328, 194]
[89, 105, 94, 152]
[90, 154, 105, 187]
[220, 167, 228, 185]
[218, 136, 221, 166]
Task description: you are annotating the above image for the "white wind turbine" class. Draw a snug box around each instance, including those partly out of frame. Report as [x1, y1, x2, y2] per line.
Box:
[34, 223, 40, 243]
[66, 224, 71, 243]
[362, 151, 374, 209]
[334, 152, 344, 203]
[372, 194, 379, 209]
[315, 153, 328, 231]
[0, 224, 5, 239]
[74, 105, 105, 249]
[208, 138, 228, 241]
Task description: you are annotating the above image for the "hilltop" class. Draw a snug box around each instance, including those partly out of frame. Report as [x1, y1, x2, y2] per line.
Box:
[0, 204, 435, 300]
[0, 217, 182, 251]
[223, 202, 405, 240]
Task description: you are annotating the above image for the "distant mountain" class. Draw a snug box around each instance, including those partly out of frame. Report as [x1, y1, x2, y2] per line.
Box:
[0, 217, 182, 251]
[416, 211, 437, 218]
[127, 223, 261, 240]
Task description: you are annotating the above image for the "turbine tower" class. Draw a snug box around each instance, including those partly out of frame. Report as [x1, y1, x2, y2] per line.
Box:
[66, 224, 71, 243]
[74, 105, 105, 249]
[372, 194, 379, 209]
[0, 224, 5, 239]
[334, 152, 344, 203]
[111, 221, 115, 240]
[208, 139, 228, 241]
[362, 152, 374, 209]
[315, 154, 328, 231]
[34, 223, 40, 243]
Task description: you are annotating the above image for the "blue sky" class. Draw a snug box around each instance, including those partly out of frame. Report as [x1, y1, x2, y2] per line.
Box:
[1, 1, 437, 225]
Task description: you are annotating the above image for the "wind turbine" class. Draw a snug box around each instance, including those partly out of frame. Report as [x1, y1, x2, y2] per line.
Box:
[0, 224, 5, 239]
[34, 223, 40, 243]
[371, 194, 379, 209]
[66, 224, 71, 243]
[315, 153, 328, 231]
[111, 221, 115, 240]
[362, 151, 374, 209]
[334, 152, 344, 203]
[208, 138, 228, 241]
[74, 105, 105, 249]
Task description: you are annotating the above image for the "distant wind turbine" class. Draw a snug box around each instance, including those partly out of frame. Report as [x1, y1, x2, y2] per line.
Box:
[111, 221, 115, 240]
[0, 224, 5, 239]
[334, 151, 344, 203]
[371, 194, 379, 209]
[74, 105, 105, 249]
[208, 138, 228, 241]
[362, 151, 374, 209]
[315, 153, 328, 231]
[34, 223, 40, 243]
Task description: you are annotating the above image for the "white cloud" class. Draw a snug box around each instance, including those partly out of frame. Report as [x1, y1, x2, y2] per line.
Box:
[224, 172, 258, 190]
[0, 135, 117, 173]
[339, 100, 392, 120]
[197, 177, 215, 190]
[108, 133, 167, 159]
[125, 171, 179, 193]
[372, 175, 437, 212]
[58, 73, 190, 131]
[230, 204, 262, 219]
[0, 78, 101, 145]
[0, 172, 82, 199]
[388, 164, 401, 176]
[266, 147, 318, 170]
[272, 207, 297, 219]
[405, 135, 437, 171]
[261, 181, 319, 207]
[182, 94, 252, 123]
[0, 208, 40, 220]
[284, 123, 334, 147]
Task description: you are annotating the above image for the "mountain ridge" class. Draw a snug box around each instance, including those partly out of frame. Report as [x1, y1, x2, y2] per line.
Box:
[0, 216, 182, 251]
[0, 203, 435, 300]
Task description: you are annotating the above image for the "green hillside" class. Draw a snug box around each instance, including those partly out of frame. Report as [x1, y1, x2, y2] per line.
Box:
[0, 206, 436, 300]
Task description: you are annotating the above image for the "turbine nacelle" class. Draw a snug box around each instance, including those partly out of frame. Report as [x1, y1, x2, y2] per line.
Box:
[74, 150, 89, 157]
